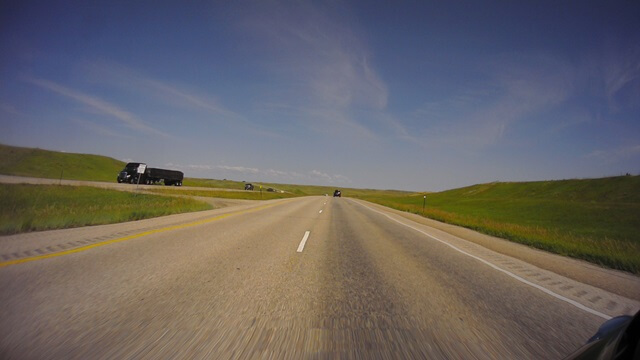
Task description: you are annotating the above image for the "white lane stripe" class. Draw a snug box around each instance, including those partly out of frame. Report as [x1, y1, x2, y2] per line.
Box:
[356, 201, 612, 320]
[319, 210, 323, 214]
[297, 231, 311, 253]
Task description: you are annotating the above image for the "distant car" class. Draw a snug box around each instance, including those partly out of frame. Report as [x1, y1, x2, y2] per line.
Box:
[333, 189, 341, 197]
[244, 183, 254, 190]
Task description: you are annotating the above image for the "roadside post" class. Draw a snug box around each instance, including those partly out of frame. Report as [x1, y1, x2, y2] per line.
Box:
[136, 164, 147, 193]
[422, 195, 426, 216]
[260, 185, 263, 199]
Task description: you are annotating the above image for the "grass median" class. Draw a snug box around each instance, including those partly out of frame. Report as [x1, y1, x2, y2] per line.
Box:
[0, 184, 212, 235]
[352, 176, 640, 274]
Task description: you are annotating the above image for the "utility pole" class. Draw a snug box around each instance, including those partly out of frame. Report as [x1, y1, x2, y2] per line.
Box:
[422, 195, 426, 216]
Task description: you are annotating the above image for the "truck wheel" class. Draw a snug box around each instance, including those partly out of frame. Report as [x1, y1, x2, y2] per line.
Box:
[117, 178, 122, 183]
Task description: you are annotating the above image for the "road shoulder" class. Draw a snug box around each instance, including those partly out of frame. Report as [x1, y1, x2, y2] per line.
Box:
[351, 198, 640, 301]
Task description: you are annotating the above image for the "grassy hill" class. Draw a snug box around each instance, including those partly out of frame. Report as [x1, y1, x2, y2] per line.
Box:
[352, 177, 640, 273]
[0, 144, 125, 182]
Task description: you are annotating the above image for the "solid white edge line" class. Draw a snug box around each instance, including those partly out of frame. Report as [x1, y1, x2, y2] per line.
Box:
[356, 201, 612, 320]
[297, 231, 311, 253]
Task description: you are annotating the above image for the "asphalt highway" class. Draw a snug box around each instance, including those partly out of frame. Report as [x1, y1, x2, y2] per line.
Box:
[1, 196, 639, 359]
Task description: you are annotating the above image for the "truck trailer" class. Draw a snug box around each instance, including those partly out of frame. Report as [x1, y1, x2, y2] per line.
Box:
[117, 162, 184, 186]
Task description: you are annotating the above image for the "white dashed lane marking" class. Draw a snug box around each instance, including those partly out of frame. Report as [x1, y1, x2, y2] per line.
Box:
[297, 231, 311, 253]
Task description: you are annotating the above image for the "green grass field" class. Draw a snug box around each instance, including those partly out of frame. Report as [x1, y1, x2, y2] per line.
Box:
[0, 184, 212, 235]
[352, 176, 640, 273]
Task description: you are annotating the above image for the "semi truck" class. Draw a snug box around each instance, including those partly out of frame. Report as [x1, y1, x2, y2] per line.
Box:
[117, 162, 184, 186]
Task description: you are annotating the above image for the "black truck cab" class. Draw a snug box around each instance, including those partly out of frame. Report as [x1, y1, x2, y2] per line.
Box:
[117, 162, 183, 186]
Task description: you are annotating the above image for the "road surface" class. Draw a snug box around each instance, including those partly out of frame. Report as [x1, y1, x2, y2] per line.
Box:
[1, 196, 639, 359]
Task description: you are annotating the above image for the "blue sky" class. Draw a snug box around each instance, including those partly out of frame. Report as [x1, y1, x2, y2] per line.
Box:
[1, 1, 639, 191]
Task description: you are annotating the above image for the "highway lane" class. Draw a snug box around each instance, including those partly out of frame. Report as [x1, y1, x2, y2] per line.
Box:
[1, 196, 638, 359]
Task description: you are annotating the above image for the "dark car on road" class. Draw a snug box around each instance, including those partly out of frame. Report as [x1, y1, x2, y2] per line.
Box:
[333, 189, 341, 197]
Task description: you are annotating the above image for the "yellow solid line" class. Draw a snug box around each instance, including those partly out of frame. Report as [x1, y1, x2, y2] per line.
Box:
[0, 201, 286, 268]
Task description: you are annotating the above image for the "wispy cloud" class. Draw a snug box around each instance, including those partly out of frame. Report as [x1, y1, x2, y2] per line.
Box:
[217, 165, 260, 174]
[239, 1, 387, 140]
[168, 164, 260, 174]
[24, 77, 169, 137]
[168, 162, 351, 184]
[85, 62, 241, 119]
[410, 53, 575, 149]
[70, 118, 132, 139]
[602, 45, 640, 113]
[83, 61, 280, 138]
[310, 169, 351, 183]
[586, 144, 640, 163]
[546, 109, 591, 135]
[0, 102, 27, 118]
